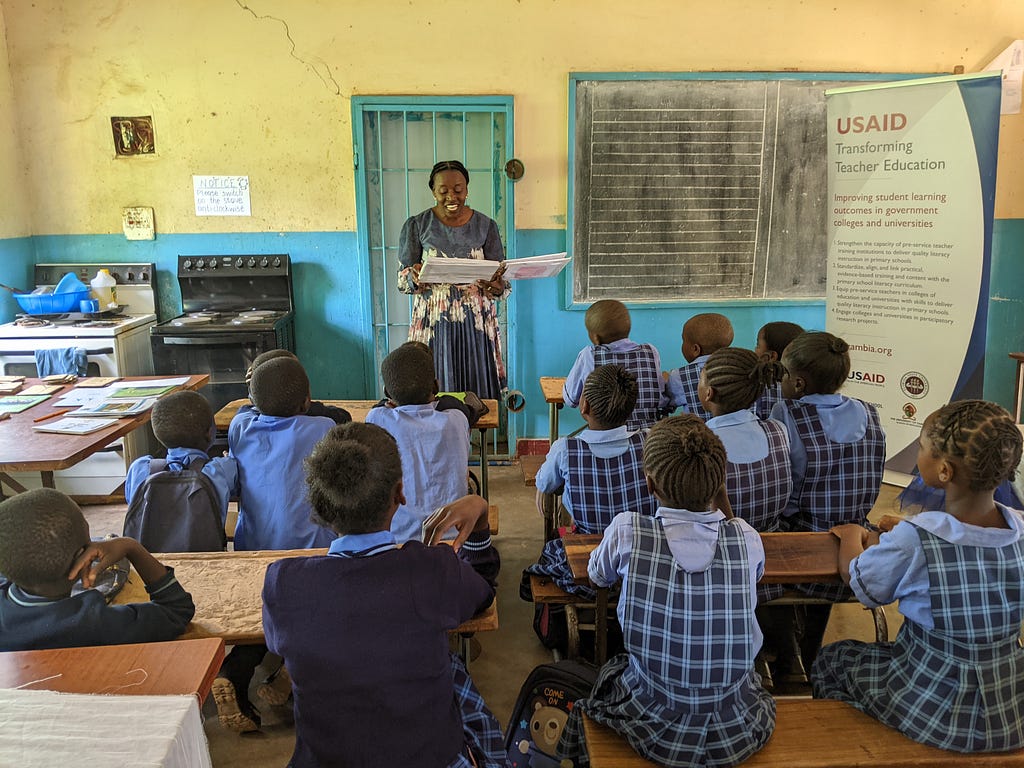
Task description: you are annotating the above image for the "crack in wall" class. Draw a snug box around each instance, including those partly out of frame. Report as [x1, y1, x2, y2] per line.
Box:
[234, 0, 341, 96]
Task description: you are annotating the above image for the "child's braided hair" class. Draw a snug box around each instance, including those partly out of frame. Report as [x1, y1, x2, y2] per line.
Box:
[782, 331, 850, 394]
[643, 414, 726, 509]
[924, 400, 1022, 492]
[703, 347, 785, 413]
[582, 364, 638, 426]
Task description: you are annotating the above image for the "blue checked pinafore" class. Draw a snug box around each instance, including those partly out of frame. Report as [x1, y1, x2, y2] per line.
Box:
[811, 524, 1024, 753]
[754, 382, 783, 422]
[721, 418, 792, 604]
[593, 344, 663, 431]
[525, 432, 655, 599]
[558, 513, 775, 767]
[786, 399, 885, 601]
[672, 360, 710, 422]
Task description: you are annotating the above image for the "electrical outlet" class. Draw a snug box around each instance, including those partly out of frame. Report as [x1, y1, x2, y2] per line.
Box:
[122, 206, 155, 240]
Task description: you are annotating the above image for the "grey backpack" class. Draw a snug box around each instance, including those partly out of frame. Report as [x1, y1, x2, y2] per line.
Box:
[122, 457, 227, 552]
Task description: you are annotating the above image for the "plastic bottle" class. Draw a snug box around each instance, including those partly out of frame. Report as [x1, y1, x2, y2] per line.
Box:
[90, 269, 117, 308]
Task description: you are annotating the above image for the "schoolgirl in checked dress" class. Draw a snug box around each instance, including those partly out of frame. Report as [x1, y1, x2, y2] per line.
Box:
[752, 321, 804, 420]
[558, 416, 775, 768]
[525, 365, 658, 600]
[813, 400, 1024, 753]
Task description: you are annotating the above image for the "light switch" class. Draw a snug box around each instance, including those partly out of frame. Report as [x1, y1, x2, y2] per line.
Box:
[122, 206, 155, 240]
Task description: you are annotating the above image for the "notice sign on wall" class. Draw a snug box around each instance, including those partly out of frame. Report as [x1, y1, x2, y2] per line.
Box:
[825, 73, 1001, 476]
[193, 175, 251, 216]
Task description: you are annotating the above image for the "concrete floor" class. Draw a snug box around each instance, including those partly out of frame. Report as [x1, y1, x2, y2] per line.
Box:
[80, 464, 905, 767]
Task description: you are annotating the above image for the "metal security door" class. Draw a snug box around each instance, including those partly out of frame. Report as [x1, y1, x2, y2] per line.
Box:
[353, 97, 515, 453]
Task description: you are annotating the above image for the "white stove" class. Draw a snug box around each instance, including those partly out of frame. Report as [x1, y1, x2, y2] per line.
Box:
[0, 262, 158, 499]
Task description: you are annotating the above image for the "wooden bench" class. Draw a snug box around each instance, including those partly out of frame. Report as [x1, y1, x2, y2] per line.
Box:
[581, 701, 1024, 767]
[530, 574, 618, 661]
[519, 454, 544, 486]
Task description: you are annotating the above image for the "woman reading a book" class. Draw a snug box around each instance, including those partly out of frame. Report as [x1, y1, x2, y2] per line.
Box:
[397, 160, 509, 399]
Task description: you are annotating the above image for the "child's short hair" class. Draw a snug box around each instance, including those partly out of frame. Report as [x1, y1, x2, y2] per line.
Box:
[758, 321, 804, 359]
[924, 400, 1023, 492]
[0, 488, 89, 591]
[703, 348, 784, 414]
[582, 364, 638, 427]
[250, 356, 310, 416]
[400, 340, 433, 358]
[151, 390, 214, 450]
[381, 345, 435, 405]
[305, 423, 404, 535]
[643, 415, 726, 510]
[683, 313, 734, 354]
[251, 349, 298, 370]
[585, 300, 630, 344]
[782, 331, 850, 394]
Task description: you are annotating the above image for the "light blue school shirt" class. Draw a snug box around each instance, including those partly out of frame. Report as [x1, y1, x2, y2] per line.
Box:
[229, 406, 335, 551]
[849, 504, 1024, 629]
[665, 354, 709, 412]
[535, 425, 639, 519]
[365, 403, 470, 545]
[562, 339, 667, 409]
[706, 410, 790, 463]
[125, 448, 238, 523]
[588, 505, 764, 650]
[770, 393, 870, 516]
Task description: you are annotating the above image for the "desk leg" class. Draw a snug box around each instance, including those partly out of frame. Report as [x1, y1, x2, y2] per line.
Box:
[0, 472, 29, 497]
[459, 633, 472, 670]
[549, 403, 561, 445]
[40, 471, 55, 489]
[543, 492, 557, 541]
[478, 428, 489, 501]
[595, 588, 609, 665]
[1016, 360, 1024, 423]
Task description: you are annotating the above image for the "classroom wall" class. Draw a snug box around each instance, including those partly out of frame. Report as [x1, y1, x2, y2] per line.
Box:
[1, 0, 1022, 438]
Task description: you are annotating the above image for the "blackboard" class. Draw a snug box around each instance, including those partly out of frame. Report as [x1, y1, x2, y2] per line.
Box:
[570, 74, 874, 303]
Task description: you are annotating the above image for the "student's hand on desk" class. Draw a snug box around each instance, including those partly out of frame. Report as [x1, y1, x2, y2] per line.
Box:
[423, 495, 489, 550]
[829, 523, 872, 546]
[69, 538, 138, 589]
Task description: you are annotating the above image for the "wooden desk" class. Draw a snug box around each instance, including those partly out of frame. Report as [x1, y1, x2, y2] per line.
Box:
[113, 549, 498, 644]
[539, 376, 566, 445]
[0, 374, 210, 496]
[214, 397, 500, 499]
[0, 638, 224, 700]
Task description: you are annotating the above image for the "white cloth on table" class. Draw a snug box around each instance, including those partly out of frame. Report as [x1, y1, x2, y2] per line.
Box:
[0, 688, 211, 767]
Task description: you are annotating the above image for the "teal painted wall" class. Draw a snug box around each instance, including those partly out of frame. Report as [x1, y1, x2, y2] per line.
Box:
[7, 219, 1024, 439]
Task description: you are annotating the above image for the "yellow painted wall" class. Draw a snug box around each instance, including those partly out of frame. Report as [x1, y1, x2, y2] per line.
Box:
[0, 6, 29, 238]
[1, 0, 1021, 235]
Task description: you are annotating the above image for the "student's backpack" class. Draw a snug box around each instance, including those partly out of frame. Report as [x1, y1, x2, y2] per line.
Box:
[122, 457, 227, 552]
[506, 660, 598, 768]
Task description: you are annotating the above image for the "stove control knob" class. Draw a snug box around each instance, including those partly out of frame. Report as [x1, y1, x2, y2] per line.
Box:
[247, 257, 256, 268]
[126, 271, 134, 281]
[260, 257, 269, 268]
[195, 259, 206, 270]
[140, 271, 149, 282]
[235, 258, 244, 268]
[208, 259, 218, 269]
[110, 271, 121, 281]
[183, 259, 193, 270]
[272, 257, 282, 268]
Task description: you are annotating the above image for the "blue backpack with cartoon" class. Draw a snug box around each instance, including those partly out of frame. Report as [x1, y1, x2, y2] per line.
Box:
[505, 660, 597, 768]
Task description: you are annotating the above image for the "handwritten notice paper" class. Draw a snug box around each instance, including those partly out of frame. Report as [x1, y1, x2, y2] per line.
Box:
[193, 175, 251, 216]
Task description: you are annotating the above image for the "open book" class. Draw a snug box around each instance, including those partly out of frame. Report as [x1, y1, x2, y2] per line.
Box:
[70, 397, 159, 417]
[417, 252, 569, 285]
[33, 417, 120, 435]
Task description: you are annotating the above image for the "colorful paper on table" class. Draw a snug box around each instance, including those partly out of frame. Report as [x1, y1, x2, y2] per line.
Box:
[108, 384, 178, 398]
[0, 395, 50, 414]
[71, 397, 158, 417]
[32, 417, 120, 435]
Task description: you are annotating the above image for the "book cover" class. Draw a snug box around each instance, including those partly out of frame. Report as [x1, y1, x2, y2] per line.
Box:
[110, 385, 177, 398]
[75, 377, 122, 388]
[21, 384, 64, 396]
[71, 397, 159, 417]
[0, 395, 50, 414]
[33, 417, 120, 435]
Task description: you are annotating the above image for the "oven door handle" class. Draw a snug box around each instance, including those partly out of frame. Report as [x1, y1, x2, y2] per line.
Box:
[0, 347, 114, 357]
[156, 335, 267, 345]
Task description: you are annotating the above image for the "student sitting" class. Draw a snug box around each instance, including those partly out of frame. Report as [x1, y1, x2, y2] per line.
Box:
[122, 390, 238, 552]
[526, 364, 657, 599]
[813, 400, 1024, 753]
[366, 343, 472, 544]
[562, 299, 666, 431]
[752, 320, 804, 420]
[246, 348, 352, 424]
[263, 422, 507, 768]
[665, 312, 734, 421]
[216, 355, 336, 732]
[0, 488, 195, 651]
[557, 415, 775, 768]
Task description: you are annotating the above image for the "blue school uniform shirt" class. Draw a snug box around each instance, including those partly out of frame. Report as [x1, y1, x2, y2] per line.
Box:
[848, 504, 1024, 629]
[562, 339, 667, 410]
[588, 506, 764, 651]
[535, 425, 638, 520]
[665, 354, 709, 413]
[705, 409, 783, 462]
[124, 448, 238, 523]
[365, 403, 470, 545]
[229, 406, 335, 551]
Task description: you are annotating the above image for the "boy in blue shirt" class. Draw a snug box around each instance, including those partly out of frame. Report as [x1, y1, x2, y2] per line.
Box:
[0, 488, 195, 651]
[665, 312, 734, 419]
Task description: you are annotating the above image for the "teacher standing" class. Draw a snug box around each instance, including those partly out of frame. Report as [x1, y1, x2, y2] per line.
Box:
[398, 160, 509, 399]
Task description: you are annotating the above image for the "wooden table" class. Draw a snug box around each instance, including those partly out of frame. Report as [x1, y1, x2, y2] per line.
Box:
[0, 374, 210, 496]
[113, 549, 498, 654]
[215, 397, 500, 498]
[0, 638, 224, 700]
[539, 376, 567, 444]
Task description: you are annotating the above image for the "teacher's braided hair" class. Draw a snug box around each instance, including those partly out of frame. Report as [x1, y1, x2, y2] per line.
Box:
[924, 400, 1022, 492]
[305, 422, 404, 534]
[429, 160, 469, 189]
[643, 414, 726, 510]
[782, 331, 851, 394]
[582, 364, 638, 427]
[703, 347, 784, 413]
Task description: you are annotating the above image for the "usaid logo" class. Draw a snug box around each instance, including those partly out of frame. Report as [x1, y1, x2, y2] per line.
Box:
[848, 370, 885, 385]
[900, 372, 929, 399]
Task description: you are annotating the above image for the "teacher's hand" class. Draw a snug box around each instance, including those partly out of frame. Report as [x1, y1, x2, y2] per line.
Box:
[410, 262, 432, 292]
[475, 264, 507, 298]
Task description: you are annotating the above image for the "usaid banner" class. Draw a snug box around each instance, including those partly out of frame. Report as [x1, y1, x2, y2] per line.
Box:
[825, 74, 1001, 476]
